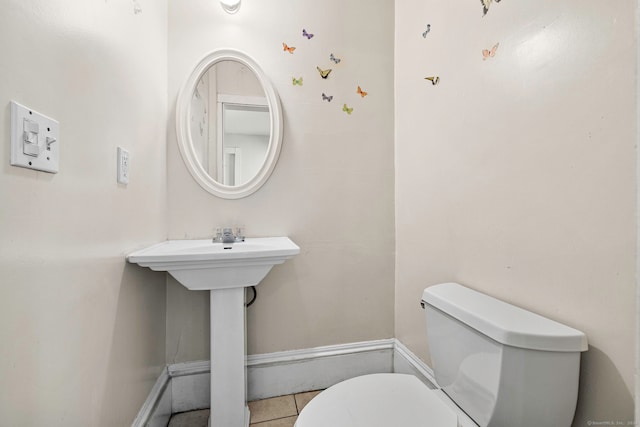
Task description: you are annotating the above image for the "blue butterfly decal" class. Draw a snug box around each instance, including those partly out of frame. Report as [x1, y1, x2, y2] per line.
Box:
[302, 29, 314, 39]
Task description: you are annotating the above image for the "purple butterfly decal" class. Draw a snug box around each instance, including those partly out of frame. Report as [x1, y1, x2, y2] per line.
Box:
[302, 29, 314, 39]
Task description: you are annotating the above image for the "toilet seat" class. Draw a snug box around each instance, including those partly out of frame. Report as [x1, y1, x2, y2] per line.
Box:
[295, 374, 458, 427]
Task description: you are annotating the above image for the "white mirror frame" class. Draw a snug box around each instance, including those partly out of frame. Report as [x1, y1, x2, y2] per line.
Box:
[176, 48, 284, 199]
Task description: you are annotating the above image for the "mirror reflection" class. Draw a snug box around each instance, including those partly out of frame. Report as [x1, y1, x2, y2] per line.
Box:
[189, 60, 270, 187]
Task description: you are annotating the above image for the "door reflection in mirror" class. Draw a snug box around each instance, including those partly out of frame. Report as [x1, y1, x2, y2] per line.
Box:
[189, 60, 270, 187]
[219, 102, 269, 186]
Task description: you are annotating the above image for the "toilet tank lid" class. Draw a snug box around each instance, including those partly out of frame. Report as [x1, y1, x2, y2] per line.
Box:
[422, 283, 588, 352]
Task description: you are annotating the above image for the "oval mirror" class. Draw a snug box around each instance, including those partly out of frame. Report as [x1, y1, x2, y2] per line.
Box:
[176, 49, 283, 199]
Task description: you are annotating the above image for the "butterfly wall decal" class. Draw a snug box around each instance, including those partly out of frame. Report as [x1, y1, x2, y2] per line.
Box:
[357, 86, 368, 97]
[342, 104, 353, 115]
[329, 53, 341, 64]
[322, 93, 333, 102]
[292, 77, 303, 86]
[482, 42, 499, 60]
[422, 24, 431, 38]
[302, 29, 314, 39]
[282, 43, 296, 54]
[480, 0, 501, 16]
[316, 66, 332, 79]
[424, 76, 440, 85]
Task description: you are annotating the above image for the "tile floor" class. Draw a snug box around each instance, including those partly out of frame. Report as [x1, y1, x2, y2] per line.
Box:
[167, 390, 323, 427]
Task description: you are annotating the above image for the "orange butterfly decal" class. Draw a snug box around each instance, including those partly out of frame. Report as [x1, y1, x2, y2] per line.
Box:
[356, 86, 368, 97]
[282, 43, 296, 54]
[482, 42, 499, 60]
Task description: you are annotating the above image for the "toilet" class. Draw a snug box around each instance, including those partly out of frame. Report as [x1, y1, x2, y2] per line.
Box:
[295, 283, 588, 427]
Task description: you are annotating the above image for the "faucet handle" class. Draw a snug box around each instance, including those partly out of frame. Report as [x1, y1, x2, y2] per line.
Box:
[213, 227, 223, 242]
[235, 226, 245, 242]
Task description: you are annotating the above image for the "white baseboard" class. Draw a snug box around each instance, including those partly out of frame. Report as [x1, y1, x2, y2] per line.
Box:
[247, 339, 395, 400]
[392, 340, 437, 388]
[132, 338, 433, 426]
[169, 361, 211, 413]
[131, 368, 171, 427]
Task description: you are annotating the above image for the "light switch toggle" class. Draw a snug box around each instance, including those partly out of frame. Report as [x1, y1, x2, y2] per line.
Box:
[46, 136, 57, 150]
[22, 118, 41, 157]
[23, 131, 37, 144]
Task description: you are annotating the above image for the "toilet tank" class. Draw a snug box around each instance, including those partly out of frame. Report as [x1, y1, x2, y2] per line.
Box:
[422, 283, 588, 427]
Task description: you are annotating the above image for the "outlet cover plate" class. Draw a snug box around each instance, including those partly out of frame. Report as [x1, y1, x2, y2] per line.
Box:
[117, 146, 130, 184]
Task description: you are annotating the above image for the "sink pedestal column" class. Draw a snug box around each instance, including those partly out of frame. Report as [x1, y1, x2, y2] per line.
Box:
[209, 287, 250, 427]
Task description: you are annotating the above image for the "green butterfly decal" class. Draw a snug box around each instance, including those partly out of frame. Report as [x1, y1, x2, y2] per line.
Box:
[292, 77, 303, 86]
[342, 104, 353, 115]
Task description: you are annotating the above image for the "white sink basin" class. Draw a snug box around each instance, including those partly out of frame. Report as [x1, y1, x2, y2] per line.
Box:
[127, 237, 300, 290]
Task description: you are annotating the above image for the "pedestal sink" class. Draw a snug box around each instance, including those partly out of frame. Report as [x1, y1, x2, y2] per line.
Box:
[127, 237, 300, 427]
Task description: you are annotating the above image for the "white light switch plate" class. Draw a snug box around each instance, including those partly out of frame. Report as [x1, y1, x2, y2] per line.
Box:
[117, 147, 130, 184]
[10, 101, 60, 173]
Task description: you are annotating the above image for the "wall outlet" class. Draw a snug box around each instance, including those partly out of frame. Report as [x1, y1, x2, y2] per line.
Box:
[117, 147, 130, 185]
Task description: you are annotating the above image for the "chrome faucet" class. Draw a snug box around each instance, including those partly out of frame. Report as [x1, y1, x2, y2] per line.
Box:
[213, 227, 245, 244]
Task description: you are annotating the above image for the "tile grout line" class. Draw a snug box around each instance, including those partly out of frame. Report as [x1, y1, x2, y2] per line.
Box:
[251, 414, 299, 426]
[293, 393, 300, 414]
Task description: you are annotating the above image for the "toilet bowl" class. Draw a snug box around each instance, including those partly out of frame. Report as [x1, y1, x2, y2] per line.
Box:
[295, 283, 588, 427]
[295, 373, 458, 427]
